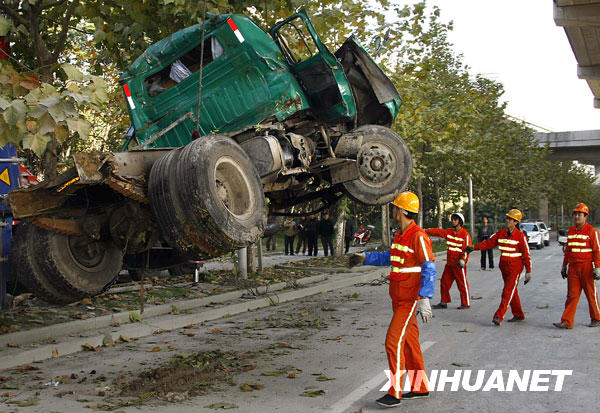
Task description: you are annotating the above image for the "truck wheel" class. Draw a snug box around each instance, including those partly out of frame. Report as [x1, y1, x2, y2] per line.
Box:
[29, 225, 123, 302]
[149, 135, 267, 259]
[342, 125, 412, 205]
[11, 223, 81, 304]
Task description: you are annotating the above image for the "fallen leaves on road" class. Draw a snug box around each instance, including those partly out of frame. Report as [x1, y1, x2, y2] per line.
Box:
[148, 347, 161, 352]
[239, 382, 263, 392]
[451, 362, 471, 367]
[204, 402, 239, 409]
[536, 305, 549, 309]
[458, 328, 473, 333]
[129, 312, 142, 323]
[299, 389, 325, 397]
[316, 375, 336, 381]
[51, 348, 59, 358]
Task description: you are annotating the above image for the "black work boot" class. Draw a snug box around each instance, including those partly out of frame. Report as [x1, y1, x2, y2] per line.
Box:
[589, 320, 600, 328]
[492, 317, 501, 326]
[432, 302, 448, 309]
[375, 394, 401, 408]
[457, 305, 470, 310]
[507, 316, 525, 322]
[402, 391, 430, 400]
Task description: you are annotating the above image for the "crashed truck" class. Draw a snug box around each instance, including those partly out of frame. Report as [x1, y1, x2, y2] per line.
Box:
[8, 10, 412, 304]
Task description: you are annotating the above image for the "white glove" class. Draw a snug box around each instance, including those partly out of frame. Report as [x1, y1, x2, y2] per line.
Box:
[458, 259, 465, 268]
[417, 298, 433, 323]
[594, 268, 600, 280]
[524, 273, 532, 285]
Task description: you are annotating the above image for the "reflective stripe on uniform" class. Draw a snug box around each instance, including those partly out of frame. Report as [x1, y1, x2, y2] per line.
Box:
[420, 236, 430, 261]
[499, 245, 516, 252]
[447, 235, 464, 242]
[395, 301, 417, 398]
[462, 267, 470, 306]
[391, 266, 422, 273]
[501, 252, 522, 257]
[391, 244, 414, 253]
[571, 248, 593, 253]
[447, 241, 462, 247]
[498, 239, 519, 245]
[568, 234, 590, 240]
[568, 242, 587, 247]
[448, 247, 462, 252]
[502, 272, 521, 319]
[390, 256, 404, 264]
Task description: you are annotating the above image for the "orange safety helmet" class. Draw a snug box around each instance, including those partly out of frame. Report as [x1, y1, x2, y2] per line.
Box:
[573, 203, 590, 215]
[391, 191, 419, 213]
[506, 209, 523, 222]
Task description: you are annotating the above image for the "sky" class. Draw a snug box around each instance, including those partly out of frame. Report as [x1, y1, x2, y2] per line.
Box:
[395, 0, 600, 132]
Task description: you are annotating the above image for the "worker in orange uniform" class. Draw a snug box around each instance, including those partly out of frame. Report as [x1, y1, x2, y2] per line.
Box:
[348, 192, 436, 407]
[553, 203, 600, 329]
[465, 209, 532, 326]
[425, 213, 472, 309]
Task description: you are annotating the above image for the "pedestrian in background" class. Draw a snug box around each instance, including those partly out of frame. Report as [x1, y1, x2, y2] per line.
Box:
[347, 192, 436, 407]
[426, 213, 472, 310]
[283, 217, 297, 255]
[265, 216, 279, 252]
[478, 216, 495, 270]
[306, 214, 319, 256]
[319, 212, 335, 256]
[344, 218, 356, 254]
[295, 216, 308, 255]
[554, 203, 600, 329]
[466, 209, 532, 326]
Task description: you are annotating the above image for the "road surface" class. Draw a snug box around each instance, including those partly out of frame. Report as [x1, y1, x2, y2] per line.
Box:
[2, 242, 599, 412]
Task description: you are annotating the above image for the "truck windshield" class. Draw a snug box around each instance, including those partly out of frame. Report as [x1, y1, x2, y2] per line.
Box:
[274, 17, 317, 65]
[144, 36, 224, 97]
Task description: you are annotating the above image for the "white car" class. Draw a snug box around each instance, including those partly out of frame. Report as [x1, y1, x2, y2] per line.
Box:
[537, 221, 550, 246]
[520, 222, 544, 249]
[523, 220, 550, 246]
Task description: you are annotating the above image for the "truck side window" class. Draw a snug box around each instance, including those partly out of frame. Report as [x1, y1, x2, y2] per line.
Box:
[145, 36, 224, 97]
[275, 18, 317, 65]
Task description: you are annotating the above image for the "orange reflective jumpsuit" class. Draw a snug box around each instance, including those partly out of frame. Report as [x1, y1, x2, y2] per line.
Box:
[473, 227, 531, 322]
[425, 227, 472, 306]
[560, 223, 600, 327]
[364, 221, 435, 399]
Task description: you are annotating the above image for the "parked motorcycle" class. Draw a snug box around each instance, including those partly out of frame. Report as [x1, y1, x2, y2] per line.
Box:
[353, 225, 375, 246]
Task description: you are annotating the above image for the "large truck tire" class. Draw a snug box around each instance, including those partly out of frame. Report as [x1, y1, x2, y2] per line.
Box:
[27, 224, 122, 303]
[11, 224, 81, 304]
[341, 125, 412, 205]
[149, 135, 267, 259]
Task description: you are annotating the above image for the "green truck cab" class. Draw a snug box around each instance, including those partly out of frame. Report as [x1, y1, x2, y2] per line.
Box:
[8, 10, 412, 304]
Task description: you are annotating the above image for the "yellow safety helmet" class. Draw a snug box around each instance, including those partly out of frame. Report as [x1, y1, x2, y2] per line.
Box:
[573, 203, 590, 215]
[506, 209, 523, 222]
[391, 191, 419, 213]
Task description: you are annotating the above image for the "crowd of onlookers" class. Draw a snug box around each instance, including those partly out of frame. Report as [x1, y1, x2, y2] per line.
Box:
[264, 213, 352, 256]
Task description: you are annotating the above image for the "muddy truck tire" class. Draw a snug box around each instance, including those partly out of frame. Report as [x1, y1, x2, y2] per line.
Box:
[11, 224, 91, 304]
[148, 135, 267, 259]
[341, 125, 412, 205]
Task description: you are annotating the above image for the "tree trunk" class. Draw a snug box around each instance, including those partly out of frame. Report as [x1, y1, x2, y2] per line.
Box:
[435, 181, 442, 228]
[381, 205, 391, 248]
[334, 210, 345, 257]
[42, 138, 58, 180]
[247, 244, 256, 273]
[417, 175, 423, 227]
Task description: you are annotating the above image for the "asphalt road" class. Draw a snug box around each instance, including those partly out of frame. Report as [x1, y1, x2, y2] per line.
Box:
[4, 241, 600, 412]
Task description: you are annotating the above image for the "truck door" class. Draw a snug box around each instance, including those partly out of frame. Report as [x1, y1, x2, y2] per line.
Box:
[270, 10, 356, 124]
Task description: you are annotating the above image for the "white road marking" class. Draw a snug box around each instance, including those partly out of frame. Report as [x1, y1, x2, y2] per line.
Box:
[328, 341, 436, 413]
